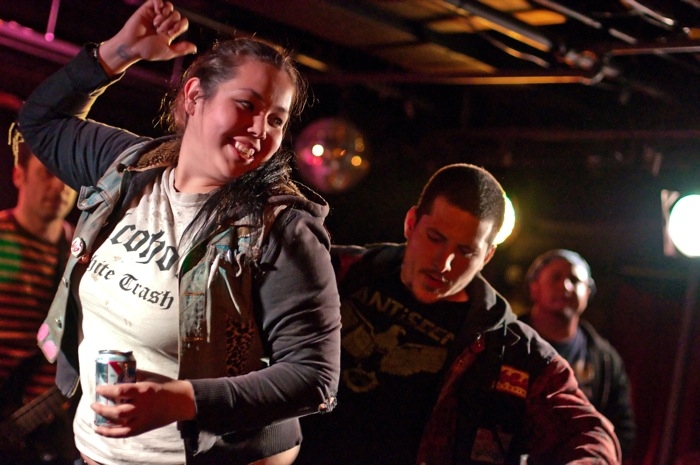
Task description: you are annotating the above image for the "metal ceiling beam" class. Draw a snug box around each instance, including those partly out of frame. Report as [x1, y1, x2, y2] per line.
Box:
[306, 69, 601, 85]
[443, 127, 700, 142]
[442, 0, 554, 52]
[321, 0, 548, 70]
[0, 19, 170, 88]
[609, 39, 700, 55]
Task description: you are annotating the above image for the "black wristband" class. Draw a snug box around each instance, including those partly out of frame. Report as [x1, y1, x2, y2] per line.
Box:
[89, 42, 101, 63]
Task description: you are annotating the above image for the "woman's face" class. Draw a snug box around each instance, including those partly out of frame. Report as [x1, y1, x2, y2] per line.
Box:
[178, 57, 294, 192]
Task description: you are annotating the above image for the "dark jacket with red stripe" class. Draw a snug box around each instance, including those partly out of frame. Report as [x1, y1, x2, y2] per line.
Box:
[300, 243, 621, 465]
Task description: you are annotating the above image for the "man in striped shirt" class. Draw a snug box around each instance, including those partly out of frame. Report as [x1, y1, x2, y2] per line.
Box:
[0, 124, 77, 464]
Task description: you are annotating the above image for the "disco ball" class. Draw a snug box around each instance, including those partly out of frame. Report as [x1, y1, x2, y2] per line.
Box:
[294, 117, 370, 194]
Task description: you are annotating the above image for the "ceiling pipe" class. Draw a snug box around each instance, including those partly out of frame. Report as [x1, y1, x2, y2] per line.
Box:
[442, 127, 700, 142]
[436, 0, 624, 84]
[530, 0, 603, 30]
[443, 0, 553, 52]
[621, 0, 676, 29]
[609, 39, 700, 55]
[532, 0, 638, 44]
[306, 69, 600, 86]
[0, 20, 80, 65]
[0, 19, 169, 88]
[45, 0, 61, 41]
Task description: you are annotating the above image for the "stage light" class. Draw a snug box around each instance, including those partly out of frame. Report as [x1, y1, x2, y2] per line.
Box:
[666, 193, 700, 258]
[294, 117, 370, 194]
[658, 189, 700, 465]
[494, 194, 516, 245]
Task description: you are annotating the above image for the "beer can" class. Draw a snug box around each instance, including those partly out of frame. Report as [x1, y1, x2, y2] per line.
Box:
[95, 350, 137, 426]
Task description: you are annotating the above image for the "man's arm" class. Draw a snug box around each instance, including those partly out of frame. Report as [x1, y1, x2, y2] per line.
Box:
[526, 354, 622, 464]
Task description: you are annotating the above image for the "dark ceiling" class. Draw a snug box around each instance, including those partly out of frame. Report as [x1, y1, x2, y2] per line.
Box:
[1, 0, 699, 273]
[4, 1, 700, 145]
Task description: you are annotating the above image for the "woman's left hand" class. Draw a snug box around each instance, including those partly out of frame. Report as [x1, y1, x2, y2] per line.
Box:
[98, 0, 197, 76]
[92, 379, 196, 437]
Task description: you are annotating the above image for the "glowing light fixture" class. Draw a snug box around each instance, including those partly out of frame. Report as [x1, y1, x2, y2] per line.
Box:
[667, 194, 700, 258]
[294, 117, 370, 194]
[494, 194, 516, 245]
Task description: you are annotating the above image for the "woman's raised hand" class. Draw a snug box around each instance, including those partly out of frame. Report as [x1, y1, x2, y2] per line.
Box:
[97, 0, 197, 76]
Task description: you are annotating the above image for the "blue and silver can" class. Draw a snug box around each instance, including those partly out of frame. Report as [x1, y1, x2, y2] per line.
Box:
[95, 350, 137, 426]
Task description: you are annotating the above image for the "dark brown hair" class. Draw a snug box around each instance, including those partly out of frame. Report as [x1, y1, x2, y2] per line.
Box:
[162, 37, 308, 134]
[170, 38, 309, 256]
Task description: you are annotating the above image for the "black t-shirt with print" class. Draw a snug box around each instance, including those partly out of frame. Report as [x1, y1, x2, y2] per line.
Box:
[298, 269, 468, 465]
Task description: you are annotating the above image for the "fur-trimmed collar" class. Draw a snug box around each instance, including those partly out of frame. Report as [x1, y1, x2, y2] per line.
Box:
[130, 138, 181, 172]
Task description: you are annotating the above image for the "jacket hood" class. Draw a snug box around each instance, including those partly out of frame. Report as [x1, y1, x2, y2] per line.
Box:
[268, 181, 330, 221]
[461, 272, 518, 338]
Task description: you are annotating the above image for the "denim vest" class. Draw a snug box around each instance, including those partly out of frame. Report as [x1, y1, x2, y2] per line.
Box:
[37, 138, 279, 397]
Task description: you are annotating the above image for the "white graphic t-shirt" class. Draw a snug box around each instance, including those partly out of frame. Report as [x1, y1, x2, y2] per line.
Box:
[74, 166, 206, 464]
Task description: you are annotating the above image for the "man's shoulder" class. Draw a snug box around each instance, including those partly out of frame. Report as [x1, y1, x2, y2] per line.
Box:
[507, 318, 539, 338]
[578, 319, 624, 358]
[331, 243, 403, 281]
[331, 242, 402, 259]
[499, 319, 560, 369]
[507, 314, 562, 355]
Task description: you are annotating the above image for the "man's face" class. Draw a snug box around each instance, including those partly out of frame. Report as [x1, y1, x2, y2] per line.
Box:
[529, 258, 591, 319]
[400, 196, 497, 304]
[14, 155, 76, 223]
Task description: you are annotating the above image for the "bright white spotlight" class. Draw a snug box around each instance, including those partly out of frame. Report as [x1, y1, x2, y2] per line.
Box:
[494, 194, 516, 245]
[668, 194, 700, 257]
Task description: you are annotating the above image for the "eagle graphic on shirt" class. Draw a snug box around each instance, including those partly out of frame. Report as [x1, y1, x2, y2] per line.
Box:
[340, 300, 447, 393]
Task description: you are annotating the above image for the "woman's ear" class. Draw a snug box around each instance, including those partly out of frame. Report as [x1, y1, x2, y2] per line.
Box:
[183, 78, 201, 116]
